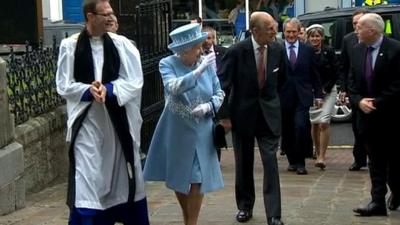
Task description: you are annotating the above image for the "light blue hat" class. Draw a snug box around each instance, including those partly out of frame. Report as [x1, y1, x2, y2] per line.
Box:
[168, 23, 208, 53]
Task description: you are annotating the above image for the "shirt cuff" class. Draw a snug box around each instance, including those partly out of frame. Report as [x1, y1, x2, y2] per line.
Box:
[104, 83, 115, 99]
[81, 88, 93, 102]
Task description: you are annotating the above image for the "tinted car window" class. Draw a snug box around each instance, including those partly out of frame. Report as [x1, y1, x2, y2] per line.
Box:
[298, 5, 400, 52]
[321, 21, 336, 47]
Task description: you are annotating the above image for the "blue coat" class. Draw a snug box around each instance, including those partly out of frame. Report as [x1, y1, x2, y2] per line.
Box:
[143, 55, 224, 194]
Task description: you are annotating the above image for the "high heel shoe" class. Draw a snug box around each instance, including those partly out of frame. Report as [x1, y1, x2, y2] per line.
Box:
[315, 162, 326, 170]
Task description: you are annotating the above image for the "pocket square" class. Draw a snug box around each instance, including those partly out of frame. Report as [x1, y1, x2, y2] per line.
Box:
[273, 67, 279, 72]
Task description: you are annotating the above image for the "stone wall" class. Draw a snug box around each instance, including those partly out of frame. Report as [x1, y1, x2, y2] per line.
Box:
[0, 57, 69, 215]
[15, 106, 68, 194]
[0, 58, 13, 149]
[0, 142, 24, 215]
[0, 57, 25, 215]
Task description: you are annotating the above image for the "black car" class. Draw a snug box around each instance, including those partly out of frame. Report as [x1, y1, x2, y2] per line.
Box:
[299, 5, 400, 52]
[298, 5, 400, 122]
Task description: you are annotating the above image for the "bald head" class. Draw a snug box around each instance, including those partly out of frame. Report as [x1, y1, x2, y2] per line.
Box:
[250, 12, 276, 46]
[356, 13, 384, 45]
[359, 13, 385, 34]
[250, 11, 274, 30]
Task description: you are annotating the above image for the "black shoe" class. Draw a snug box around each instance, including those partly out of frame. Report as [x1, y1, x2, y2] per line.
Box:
[287, 165, 297, 172]
[296, 167, 308, 175]
[267, 217, 284, 225]
[388, 193, 400, 211]
[353, 202, 387, 216]
[348, 162, 366, 171]
[236, 210, 252, 222]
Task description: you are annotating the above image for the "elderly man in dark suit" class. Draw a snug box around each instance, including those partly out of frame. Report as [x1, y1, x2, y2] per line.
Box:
[280, 17, 323, 175]
[338, 8, 369, 171]
[350, 13, 400, 217]
[219, 11, 286, 225]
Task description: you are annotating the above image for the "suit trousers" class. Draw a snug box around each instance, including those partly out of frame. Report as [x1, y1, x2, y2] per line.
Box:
[351, 110, 367, 166]
[281, 103, 313, 167]
[363, 117, 400, 204]
[232, 108, 281, 218]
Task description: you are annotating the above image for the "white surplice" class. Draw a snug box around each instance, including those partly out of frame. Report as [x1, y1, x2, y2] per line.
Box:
[56, 32, 145, 210]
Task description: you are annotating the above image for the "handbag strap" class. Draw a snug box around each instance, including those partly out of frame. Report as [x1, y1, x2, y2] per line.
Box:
[210, 101, 219, 122]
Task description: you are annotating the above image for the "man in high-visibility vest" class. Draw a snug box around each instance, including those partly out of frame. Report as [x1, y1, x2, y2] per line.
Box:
[362, 0, 388, 6]
[362, 0, 393, 36]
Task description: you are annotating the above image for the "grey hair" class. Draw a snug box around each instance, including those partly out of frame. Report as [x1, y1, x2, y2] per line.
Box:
[175, 48, 189, 56]
[175, 45, 196, 56]
[363, 13, 385, 34]
[283, 17, 302, 31]
[110, 14, 117, 23]
[202, 26, 217, 45]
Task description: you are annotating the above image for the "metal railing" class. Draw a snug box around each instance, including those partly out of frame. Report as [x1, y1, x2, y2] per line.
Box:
[4, 0, 172, 153]
[132, 0, 172, 153]
[5, 40, 64, 125]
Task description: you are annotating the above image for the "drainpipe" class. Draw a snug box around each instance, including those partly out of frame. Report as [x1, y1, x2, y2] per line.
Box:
[199, 0, 202, 19]
[246, 0, 249, 30]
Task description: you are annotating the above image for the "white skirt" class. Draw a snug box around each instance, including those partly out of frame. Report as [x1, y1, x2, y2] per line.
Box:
[309, 85, 337, 124]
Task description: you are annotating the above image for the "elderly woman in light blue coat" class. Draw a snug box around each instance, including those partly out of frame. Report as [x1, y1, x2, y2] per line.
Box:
[143, 23, 224, 225]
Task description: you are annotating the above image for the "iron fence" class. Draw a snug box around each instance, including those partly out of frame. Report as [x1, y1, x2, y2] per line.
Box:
[131, 0, 172, 153]
[5, 40, 64, 125]
[4, 0, 172, 153]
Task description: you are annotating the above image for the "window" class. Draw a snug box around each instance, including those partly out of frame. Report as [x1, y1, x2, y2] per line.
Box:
[172, 0, 246, 47]
[173, 0, 199, 20]
[203, 0, 229, 20]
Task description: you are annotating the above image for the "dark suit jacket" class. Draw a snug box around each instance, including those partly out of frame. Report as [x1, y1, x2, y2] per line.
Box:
[212, 44, 229, 118]
[338, 32, 359, 93]
[214, 45, 227, 73]
[280, 42, 322, 108]
[349, 36, 400, 133]
[218, 37, 286, 136]
[315, 45, 339, 93]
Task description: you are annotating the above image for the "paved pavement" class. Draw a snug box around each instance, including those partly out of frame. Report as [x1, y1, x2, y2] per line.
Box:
[1, 148, 399, 225]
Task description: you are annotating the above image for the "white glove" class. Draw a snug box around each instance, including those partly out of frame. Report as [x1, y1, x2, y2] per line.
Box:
[191, 103, 212, 117]
[193, 52, 216, 77]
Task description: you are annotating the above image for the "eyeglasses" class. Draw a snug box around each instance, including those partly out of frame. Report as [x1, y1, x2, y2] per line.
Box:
[92, 11, 114, 17]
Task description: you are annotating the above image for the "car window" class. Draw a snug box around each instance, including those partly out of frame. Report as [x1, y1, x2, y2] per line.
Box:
[299, 6, 400, 54]
[344, 19, 353, 36]
[322, 21, 336, 47]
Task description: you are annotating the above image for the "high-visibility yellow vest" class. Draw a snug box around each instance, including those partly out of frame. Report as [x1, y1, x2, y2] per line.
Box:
[385, 19, 392, 35]
[362, 0, 392, 36]
[362, 0, 388, 6]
